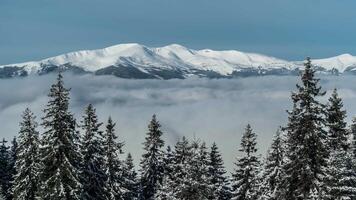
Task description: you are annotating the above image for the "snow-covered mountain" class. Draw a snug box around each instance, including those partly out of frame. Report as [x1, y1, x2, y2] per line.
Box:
[1, 43, 356, 79]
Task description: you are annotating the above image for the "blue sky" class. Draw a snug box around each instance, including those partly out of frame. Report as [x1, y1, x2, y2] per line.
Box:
[1, 0, 356, 64]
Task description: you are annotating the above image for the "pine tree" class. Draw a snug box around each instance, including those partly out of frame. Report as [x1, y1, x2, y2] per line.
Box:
[6, 137, 17, 200]
[0, 139, 10, 200]
[12, 108, 40, 200]
[326, 88, 348, 151]
[123, 153, 139, 200]
[173, 140, 211, 199]
[259, 130, 285, 200]
[323, 89, 356, 199]
[208, 142, 231, 200]
[282, 58, 328, 199]
[38, 73, 81, 200]
[156, 137, 190, 200]
[323, 149, 356, 199]
[103, 116, 125, 199]
[80, 104, 108, 200]
[155, 146, 175, 200]
[351, 117, 356, 158]
[231, 124, 260, 200]
[139, 114, 165, 200]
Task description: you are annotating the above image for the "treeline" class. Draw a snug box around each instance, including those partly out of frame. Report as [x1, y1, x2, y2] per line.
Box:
[1, 58, 356, 200]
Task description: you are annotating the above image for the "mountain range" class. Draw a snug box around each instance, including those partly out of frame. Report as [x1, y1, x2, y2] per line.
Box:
[1, 43, 356, 79]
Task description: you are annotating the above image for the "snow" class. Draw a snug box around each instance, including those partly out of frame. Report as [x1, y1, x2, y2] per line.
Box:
[2, 43, 356, 75]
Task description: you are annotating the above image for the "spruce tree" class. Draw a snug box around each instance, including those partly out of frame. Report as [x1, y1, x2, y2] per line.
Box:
[8, 137, 17, 198]
[231, 124, 260, 200]
[39, 73, 81, 200]
[80, 104, 108, 200]
[282, 58, 328, 199]
[12, 108, 40, 200]
[326, 88, 348, 151]
[156, 137, 191, 200]
[123, 153, 139, 200]
[0, 138, 10, 200]
[173, 140, 211, 199]
[139, 114, 165, 200]
[259, 130, 285, 200]
[323, 89, 356, 199]
[155, 146, 175, 200]
[103, 116, 125, 199]
[323, 149, 356, 199]
[208, 142, 231, 200]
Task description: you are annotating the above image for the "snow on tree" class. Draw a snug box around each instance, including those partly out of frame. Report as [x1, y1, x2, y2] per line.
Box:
[207, 142, 231, 200]
[155, 138, 190, 200]
[323, 89, 356, 199]
[231, 124, 260, 200]
[155, 146, 175, 200]
[80, 104, 108, 200]
[103, 116, 125, 199]
[0, 138, 11, 200]
[259, 129, 285, 200]
[326, 88, 348, 151]
[323, 148, 356, 199]
[12, 108, 40, 200]
[281, 58, 328, 199]
[38, 73, 81, 200]
[172, 140, 211, 200]
[122, 153, 139, 200]
[139, 114, 165, 200]
[350, 117, 356, 158]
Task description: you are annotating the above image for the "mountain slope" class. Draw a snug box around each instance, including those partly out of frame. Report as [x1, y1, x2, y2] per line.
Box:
[1, 43, 356, 79]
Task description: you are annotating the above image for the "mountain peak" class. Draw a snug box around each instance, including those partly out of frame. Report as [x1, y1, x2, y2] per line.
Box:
[2, 43, 356, 79]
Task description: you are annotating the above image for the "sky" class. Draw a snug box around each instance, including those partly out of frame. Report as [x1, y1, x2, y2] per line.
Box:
[1, 74, 356, 171]
[2, 0, 356, 64]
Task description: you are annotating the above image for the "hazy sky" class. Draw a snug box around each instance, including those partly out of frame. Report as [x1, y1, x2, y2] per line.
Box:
[2, 0, 356, 64]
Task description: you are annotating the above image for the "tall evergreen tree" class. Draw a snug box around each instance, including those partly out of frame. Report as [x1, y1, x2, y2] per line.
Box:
[80, 104, 108, 200]
[9, 137, 17, 193]
[103, 116, 125, 199]
[169, 140, 211, 199]
[208, 142, 231, 200]
[282, 58, 328, 199]
[0, 139, 10, 200]
[259, 130, 285, 200]
[155, 137, 191, 200]
[231, 124, 260, 200]
[323, 148, 356, 199]
[123, 153, 139, 200]
[140, 114, 165, 200]
[155, 146, 175, 200]
[39, 73, 81, 200]
[323, 89, 356, 199]
[12, 108, 40, 200]
[326, 88, 348, 151]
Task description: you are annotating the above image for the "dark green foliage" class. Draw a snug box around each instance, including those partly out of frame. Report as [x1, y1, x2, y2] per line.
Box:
[103, 117, 125, 199]
[80, 104, 108, 200]
[231, 124, 260, 200]
[0, 139, 11, 200]
[12, 108, 40, 200]
[326, 88, 348, 151]
[259, 130, 285, 200]
[282, 58, 328, 199]
[208, 142, 231, 200]
[140, 114, 165, 200]
[123, 153, 139, 200]
[39, 73, 81, 200]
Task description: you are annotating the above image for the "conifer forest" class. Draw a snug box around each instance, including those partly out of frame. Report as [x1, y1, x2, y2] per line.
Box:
[2, 58, 356, 200]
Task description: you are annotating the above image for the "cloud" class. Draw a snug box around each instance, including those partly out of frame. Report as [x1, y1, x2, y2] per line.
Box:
[1, 73, 356, 171]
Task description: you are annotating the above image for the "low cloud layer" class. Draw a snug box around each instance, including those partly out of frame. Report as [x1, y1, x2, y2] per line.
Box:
[1, 74, 356, 171]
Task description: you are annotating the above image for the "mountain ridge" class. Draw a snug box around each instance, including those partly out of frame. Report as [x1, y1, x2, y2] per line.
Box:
[1, 43, 356, 79]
